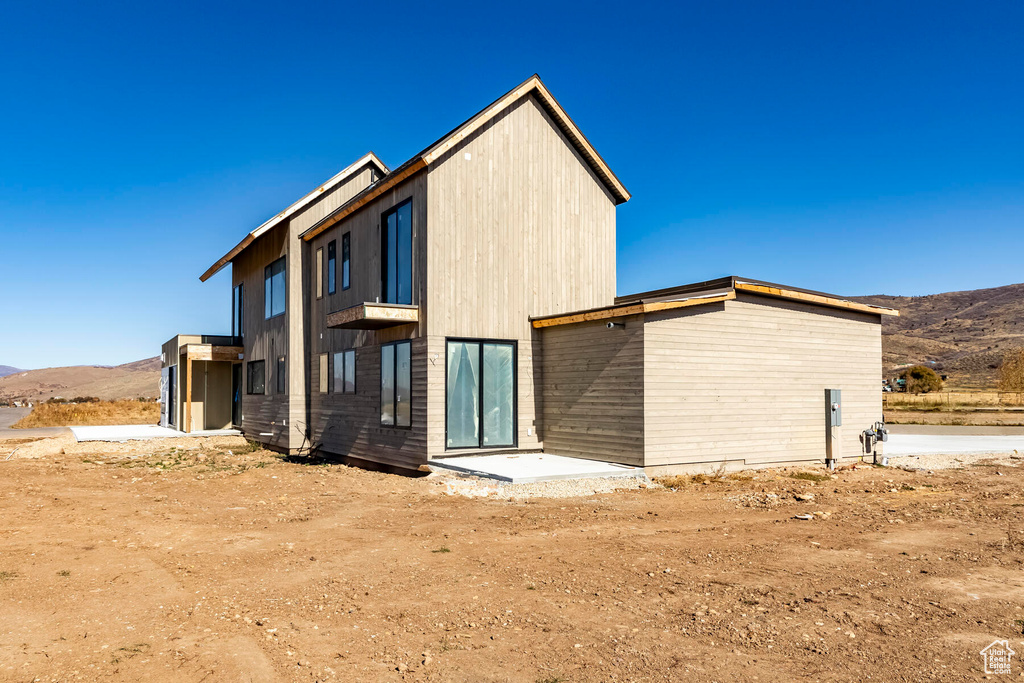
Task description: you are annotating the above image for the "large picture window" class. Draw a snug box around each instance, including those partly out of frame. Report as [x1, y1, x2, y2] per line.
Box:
[381, 201, 412, 305]
[381, 341, 411, 427]
[333, 349, 356, 394]
[446, 340, 515, 449]
[264, 257, 286, 319]
[247, 360, 265, 395]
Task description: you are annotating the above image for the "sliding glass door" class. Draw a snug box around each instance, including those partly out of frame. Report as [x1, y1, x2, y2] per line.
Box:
[446, 340, 515, 449]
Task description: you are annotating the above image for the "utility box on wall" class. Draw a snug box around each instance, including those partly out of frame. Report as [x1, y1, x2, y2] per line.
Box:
[825, 388, 842, 465]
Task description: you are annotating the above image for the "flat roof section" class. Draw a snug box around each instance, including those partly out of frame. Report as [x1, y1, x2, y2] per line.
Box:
[532, 275, 899, 328]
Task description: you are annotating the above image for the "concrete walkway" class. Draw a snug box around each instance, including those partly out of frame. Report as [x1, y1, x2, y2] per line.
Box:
[431, 452, 643, 484]
[887, 430, 1024, 457]
[70, 425, 241, 442]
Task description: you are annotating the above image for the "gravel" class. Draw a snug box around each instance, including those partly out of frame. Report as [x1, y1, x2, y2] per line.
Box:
[888, 450, 1024, 471]
[430, 471, 656, 499]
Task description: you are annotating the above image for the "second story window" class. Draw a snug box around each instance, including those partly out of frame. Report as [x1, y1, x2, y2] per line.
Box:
[382, 200, 412, 305]
[341, 232, 351, 290]
[264, 257, 286, 319]
[232, 284, 244, 338]
[327, 240, 337, 295]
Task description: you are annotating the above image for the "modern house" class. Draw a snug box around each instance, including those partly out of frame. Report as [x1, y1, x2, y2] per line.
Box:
[161, 74, 897, 474]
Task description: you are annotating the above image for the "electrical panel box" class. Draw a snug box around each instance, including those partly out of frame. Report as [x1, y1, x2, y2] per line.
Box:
[826, 389, 842, 427]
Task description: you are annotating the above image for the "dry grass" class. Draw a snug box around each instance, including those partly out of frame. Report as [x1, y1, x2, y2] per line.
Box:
[12, 400, 159, 428]
[884, 391, 1024, 410]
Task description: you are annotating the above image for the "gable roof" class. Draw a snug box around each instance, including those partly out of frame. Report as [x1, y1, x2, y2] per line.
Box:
[300, 74, 630, 243]
[199, 152, 389, 282]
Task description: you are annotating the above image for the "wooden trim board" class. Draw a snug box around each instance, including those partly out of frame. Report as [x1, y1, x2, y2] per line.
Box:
[734, 282, 899, 317]
[531, 292, 736, 328]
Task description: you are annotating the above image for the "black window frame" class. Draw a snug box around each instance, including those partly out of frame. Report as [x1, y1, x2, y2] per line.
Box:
[380, 340, 412, 428]
[332, 349, 356, 395]
[264, 256, 286, 320]
[380, 199, 412, 305]
[443, 338, 518, 450]
[232, 284, 244, 338]
[341, 232, 351, 291]
[276, 355, 286, 394]
[327, 240, 337, 295]
[246, 360, 266, 395]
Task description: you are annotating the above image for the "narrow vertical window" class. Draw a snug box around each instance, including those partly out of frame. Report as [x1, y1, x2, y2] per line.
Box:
[381, 201, 412, 305]
[264, 257, 286, 319]
[276, 356, 286, 394]
[327, 240, 337, 295]
[319, 354, 328, 393]
[316, 247, 323, 299]
[232, 284, 244, 339]
[380, 341, 411, 426]
[341, 232, 350, 290]
[333, 349, 356, 394]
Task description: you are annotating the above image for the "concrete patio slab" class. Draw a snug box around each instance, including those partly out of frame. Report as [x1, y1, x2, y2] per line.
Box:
[886, 432, 1024, 457]
[431, 452, 643, 484]
[70, 425, 241, 443]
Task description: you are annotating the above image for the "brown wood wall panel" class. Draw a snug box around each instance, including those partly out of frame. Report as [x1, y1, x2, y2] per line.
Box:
[538, 316, 645, 466]
[231, 165, 377, 451]
[642, 294, 882, 468]
[307, 337, 428, 470]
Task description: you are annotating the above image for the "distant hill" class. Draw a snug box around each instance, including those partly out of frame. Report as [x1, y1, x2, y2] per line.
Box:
[0, 357, 160, 402]
[0, 365, 24, 379]
[854, 283, 1024, 388]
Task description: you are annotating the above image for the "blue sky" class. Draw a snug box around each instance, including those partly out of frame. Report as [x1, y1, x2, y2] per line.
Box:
[1, 0, 1022, 369]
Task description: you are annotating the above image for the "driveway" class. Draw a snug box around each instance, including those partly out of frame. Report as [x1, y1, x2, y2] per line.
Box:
[0, 407, 68, 439]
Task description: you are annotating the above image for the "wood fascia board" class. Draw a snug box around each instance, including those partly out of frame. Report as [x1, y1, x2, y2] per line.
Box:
[419, 76, 630, 203]
[182, 345, 245, 362]
[421, 77, 541, 165]
[531, 292, 735, 328]
[326, 303, 419, 328]
[301, 159, 427, 242]
[735, 283, 900, 317]
[529, 79, 631, 203]
[200, 152, 390, 281]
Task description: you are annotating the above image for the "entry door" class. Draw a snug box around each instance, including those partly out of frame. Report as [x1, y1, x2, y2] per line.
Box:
[231, 364, 242, 427]
[167, 366, 176, 428]
[445, 340, 516, 449]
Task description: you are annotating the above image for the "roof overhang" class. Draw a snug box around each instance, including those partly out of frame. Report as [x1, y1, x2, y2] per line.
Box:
[199, 152, 389, 282]
[301, 74, 630, 244]
[327, 302, 419, 330]
[532, 276, 899, 329]
[180, 344, 244, 362]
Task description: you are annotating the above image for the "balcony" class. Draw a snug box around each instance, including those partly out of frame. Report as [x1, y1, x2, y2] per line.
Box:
[327, 303, 419, 330]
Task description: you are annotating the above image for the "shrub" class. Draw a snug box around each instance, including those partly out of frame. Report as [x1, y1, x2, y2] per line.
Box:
[900, 365, 943, 394]
[1000, 349, 1024, 393]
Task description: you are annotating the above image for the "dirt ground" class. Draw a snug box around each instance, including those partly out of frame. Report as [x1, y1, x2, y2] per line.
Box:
[2, 435, 1024, 682]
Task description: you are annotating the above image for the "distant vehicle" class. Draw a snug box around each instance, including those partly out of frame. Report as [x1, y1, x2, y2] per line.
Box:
[882, 385, 894, 393]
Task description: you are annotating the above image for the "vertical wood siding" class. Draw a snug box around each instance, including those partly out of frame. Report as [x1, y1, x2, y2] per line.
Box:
[538, 316, 645, 465]
[642, 295, 883, 468]
[423, 92, 618, 459]
[305, 176, 429, 467]
[232, 165, 378, 452]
